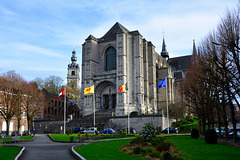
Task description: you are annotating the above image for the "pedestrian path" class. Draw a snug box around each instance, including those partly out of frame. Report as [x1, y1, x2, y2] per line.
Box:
[8, 134, 76, 160]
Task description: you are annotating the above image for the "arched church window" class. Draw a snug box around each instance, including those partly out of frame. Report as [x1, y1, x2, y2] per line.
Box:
[72, 71, 75, 76]
[106, 46, 116, 70]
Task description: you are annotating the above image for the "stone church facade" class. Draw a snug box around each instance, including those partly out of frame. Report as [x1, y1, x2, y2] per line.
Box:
[81, 22, 191, 116]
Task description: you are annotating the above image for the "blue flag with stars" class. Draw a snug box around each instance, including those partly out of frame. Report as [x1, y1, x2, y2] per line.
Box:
[158, 78, 167, 88]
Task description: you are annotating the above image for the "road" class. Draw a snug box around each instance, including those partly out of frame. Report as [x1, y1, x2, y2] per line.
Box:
[7, 134, 77, 160]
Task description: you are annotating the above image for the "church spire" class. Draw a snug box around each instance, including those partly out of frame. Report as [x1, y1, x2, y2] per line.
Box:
[161, 37, 169, 60]
[71, 46, 77, 63]
[192, 39, 197, 60]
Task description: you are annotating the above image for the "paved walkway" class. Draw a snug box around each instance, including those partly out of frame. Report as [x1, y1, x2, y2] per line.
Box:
[6, 134, 76, 160]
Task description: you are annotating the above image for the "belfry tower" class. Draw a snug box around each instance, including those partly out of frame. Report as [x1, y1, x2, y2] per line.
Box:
[67, 48, 80, 89]
[161, 37, 169, 61]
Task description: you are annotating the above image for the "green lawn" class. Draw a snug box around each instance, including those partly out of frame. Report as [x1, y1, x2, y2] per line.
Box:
[166, 136, 240, 160]
[75, 140, 146, 160]
[0, 146, 22, 160]
[49, 134, 80, 141]
[49, 134, 136, 142]
[0, 136, 34, 142]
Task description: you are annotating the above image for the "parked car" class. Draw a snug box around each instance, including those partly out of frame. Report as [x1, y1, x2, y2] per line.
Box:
[11, 131, 21, 136]
[22, 130, 31, 136]
[225, 127, 240, 139]
[101, 128, 116, 134]
[215, 127, 225, 137]
[126, 128, 137, 134]
[83, 127, 99, 134]
[161, 127, 178, 134]
[1, 131, 7, 138]
[237, 131, 240, 140]
[72, 127, 84, 134]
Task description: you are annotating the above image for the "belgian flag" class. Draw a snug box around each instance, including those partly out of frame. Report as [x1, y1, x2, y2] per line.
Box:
[119, 83, 127, 93]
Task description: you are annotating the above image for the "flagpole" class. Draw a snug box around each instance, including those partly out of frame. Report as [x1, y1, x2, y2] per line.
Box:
[166, 78, 169, 134]
[93, 93, 95, 126]
[127, 87, 130, 134]
[64, 87, 66, 134]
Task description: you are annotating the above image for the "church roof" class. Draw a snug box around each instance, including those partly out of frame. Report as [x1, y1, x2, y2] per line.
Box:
[98, 22, 130, 42]
[168, 55, 192, 71]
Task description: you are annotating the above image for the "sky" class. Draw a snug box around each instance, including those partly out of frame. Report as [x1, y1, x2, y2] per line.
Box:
[0, 0, 238, 84]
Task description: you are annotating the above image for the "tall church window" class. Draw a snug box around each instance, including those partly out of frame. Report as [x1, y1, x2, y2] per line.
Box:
[106, 46, 116, 70]
[72, 71, 75, 76]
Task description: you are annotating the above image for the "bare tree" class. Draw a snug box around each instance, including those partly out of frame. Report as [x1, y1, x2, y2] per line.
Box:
[0, 71, 23, 136]
[22, 82, 45, 135]
[32, 76, 63, 94]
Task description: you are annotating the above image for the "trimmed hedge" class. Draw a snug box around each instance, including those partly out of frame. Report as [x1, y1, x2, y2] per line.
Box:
[205, 129, 217, 144]
[179, 121, 198, 131]
[191, 129, 200, 139]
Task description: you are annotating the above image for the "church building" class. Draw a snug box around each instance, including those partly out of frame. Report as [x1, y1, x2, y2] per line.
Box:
[81, 22, 191, 116]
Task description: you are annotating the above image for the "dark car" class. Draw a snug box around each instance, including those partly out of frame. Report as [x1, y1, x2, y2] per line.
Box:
[22, 130, 30, 136]
[161, 127, 178, 134]
[101, 128, 116, 134]
[126, 128, 137, 134]
[1, 131, 7, 138]
[72, 127, 84, 134]
[11, 131, 21, 136]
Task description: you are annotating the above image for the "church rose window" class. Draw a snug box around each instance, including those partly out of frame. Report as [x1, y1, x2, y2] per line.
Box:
[106, 46, 116, 70]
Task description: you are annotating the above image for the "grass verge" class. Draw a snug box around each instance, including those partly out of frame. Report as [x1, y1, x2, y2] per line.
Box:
[0, 136, 34, 142]
[75, 140, 146, 160]
[0, 146, 22, 160]
[166, 136, 240, 160]
[49, 134, 136, 142]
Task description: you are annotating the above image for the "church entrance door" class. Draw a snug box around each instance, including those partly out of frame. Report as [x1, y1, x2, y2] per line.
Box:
[112, 94, 116, 108]
[104, 95, 109, 109]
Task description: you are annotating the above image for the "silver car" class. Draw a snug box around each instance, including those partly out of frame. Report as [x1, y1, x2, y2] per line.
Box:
[83, 127, 99, 134]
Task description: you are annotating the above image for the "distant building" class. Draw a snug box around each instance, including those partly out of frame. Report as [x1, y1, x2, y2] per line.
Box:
[81, 22, 192, 116]
[41, 89, 81, 121]
[67, 49, 80, 89]
[0, 91, 28, 135]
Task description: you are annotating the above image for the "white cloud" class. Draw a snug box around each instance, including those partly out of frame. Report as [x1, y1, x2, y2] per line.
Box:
[12, 43, 67, 58]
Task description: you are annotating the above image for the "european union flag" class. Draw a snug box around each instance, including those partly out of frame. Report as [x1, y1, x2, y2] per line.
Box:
[158, 78, 167, 88]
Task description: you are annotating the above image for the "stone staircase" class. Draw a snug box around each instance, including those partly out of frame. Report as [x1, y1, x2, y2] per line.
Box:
[67, 108, 123, 131]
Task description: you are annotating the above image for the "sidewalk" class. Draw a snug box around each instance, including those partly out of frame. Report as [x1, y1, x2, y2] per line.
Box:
[4, 134, 77, 160]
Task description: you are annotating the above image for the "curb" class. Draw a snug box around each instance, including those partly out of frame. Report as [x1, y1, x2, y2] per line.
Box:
[70, 137, 135, 160]
[14, 146, 25, 160]
[71, 145, 86, 160]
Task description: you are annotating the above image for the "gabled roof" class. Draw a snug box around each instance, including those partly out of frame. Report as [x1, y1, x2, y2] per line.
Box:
[168, 55, 192, 71]
[98, 22, 130, 42]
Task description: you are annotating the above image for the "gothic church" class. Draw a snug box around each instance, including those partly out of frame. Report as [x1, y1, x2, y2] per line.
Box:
[81, 22, 192, 116]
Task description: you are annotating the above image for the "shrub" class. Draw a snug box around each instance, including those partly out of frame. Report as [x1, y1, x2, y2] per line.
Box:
[67, 128, 72, 135]
[160, 151, 173, 160]
[149, 149, 161, 158]
[77, 132, 81, 137]
[84, 132, 90, 140]
[155, 145, 170, 152]
[130, 136, 144, 145]
[133, 146, 142, 154]
[145, 147, 156, 153]
[119, 128, 127, 137]
[139, 123, 156, 142]
[205, 129, 217, 144]
[191, 128, 200, 139]
[130, 111, 138, 116]
[156, 126, 162, 135]
[142, 142, 148, 146]
[93, 125, 101, 132]
[151, 137, 164, 146]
